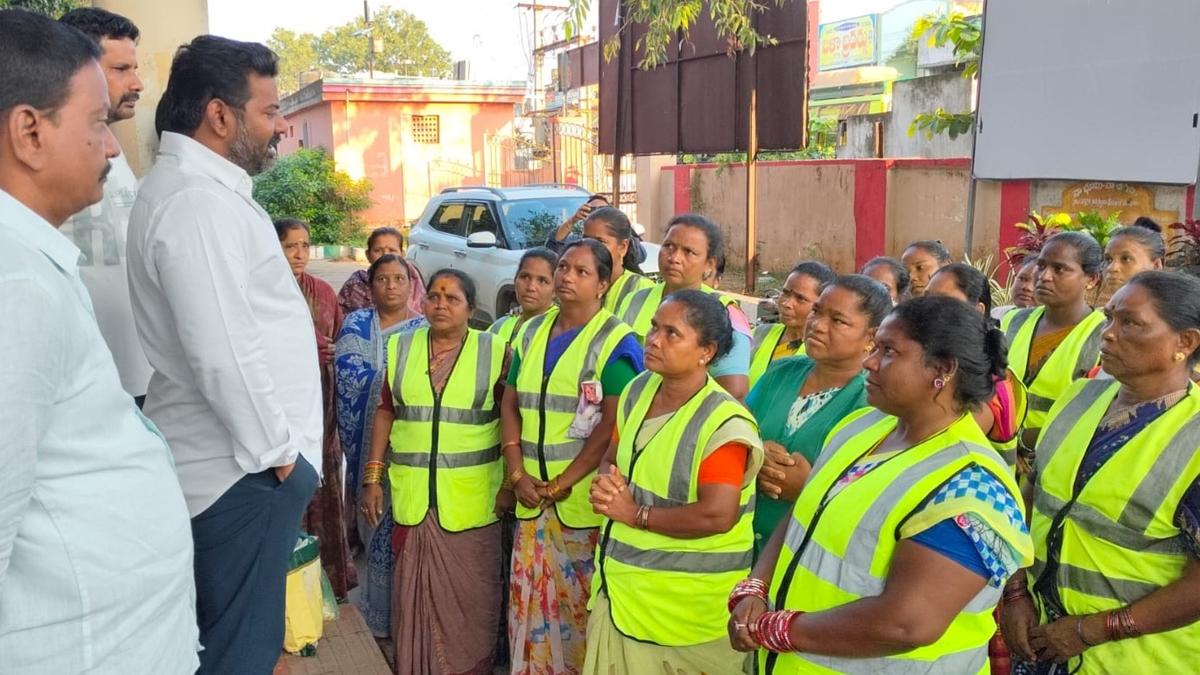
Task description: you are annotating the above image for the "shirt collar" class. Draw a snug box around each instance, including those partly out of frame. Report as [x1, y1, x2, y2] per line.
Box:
[157, 131, 254, 197]
[0, 188, 82, 273]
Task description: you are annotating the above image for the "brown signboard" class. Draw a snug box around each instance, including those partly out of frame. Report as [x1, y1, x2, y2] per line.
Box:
[598, 0, 807, 155]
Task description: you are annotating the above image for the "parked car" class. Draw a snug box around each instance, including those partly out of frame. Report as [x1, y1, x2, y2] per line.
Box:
[407, 185, 660, 326]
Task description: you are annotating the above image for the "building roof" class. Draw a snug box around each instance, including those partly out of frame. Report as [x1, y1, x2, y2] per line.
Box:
[281, 76, 528, 116]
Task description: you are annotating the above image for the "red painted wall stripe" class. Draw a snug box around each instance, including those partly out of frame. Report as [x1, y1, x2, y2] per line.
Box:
[853, 161, 888, 270]
[672, 166, 691, 215]
[998, 180, 1032, 278]
[1186, 184, 1196, 222]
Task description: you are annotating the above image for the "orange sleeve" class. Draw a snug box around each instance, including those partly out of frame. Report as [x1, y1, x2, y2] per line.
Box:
[697, 443, 750, 486]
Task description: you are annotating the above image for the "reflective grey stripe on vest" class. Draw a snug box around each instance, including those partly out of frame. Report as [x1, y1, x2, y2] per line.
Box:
[1027, 392, 1055, 414]
[395, 406, 499, 425]
[604, 538, 751, 574]
[522, 439, 584, 463]
[752, 323, 777, 349]
[1118, 410, 1200, 534]
[998, 447, 1018, 466]
[517, 391, 577, 414]
[518, 312, 551, 357]
[473, 332, 498, 407]
[808, 409, 889, 478]
[1033, 491, 1185, 556]
[665, 392, 741, 502]
[390, 445, 500, 469]
[621, 372, 654, 421]
[1003, 308, 1037, 346]
[620, 286, 657, 327]
[1034, 380, 1110, 477]
[630, 482, 755, 519]
[487, 316, 510, 335]
[1072, 321, 1104, 377]
[613, 272, 641, 309]
[580, 314, 625, 381]
[799, 645, 987, 675]
[1035, 561, 1160, 604]
[390, 331, 417, 404]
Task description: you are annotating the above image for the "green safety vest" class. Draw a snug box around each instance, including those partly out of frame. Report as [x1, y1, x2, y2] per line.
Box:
[604, 269, 654, 316]
[385, 327, 506, 532]
[1001, 306, 1104, 433]
[764, 409, 1031, 674]
[593, 371, 763, 646]
[513, 306, 634, 528]
[1029, 379, 1200, 674]
[616, 282, 737, 340]
[749, 323, 805, 390]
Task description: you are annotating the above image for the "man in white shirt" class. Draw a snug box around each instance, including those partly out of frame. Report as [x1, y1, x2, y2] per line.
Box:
[58, 8, 152, 404]
[127, 35, 321, 675]
[0, 11, 198, 674]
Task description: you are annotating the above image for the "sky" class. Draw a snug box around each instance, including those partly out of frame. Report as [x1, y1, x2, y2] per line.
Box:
[207, 0, 587, 83]
[206, 0, 943, 82]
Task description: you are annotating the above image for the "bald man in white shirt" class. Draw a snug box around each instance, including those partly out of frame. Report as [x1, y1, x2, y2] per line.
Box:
[127, 36, 320, 675]
[0, 11, 198, 674]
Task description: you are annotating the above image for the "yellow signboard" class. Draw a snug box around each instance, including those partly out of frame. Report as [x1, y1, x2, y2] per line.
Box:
[1041, 181, 1178, 225]
[819, 15, 878, 71]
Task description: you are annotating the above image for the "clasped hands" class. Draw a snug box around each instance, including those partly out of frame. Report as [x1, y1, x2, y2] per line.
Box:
[588, 468, 638, 525]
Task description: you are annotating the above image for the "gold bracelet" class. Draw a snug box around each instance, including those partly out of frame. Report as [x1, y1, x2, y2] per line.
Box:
[509, 468, 526, 485]
[502, 441, 521, 453]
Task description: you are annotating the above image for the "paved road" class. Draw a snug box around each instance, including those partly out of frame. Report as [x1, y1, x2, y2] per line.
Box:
[308, 259, 365, 291]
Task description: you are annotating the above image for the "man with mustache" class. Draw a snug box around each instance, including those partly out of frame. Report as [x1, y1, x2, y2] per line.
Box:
[127, 36, 319, 675]
[0, 10, 198, 673]
[58, 8, 151, 407]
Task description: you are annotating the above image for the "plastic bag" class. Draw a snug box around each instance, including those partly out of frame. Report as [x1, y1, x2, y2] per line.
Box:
[284, 534, 324, 654]
[319, 565, 339, 622]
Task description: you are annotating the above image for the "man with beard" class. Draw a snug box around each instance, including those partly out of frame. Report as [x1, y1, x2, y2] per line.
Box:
[127, 35, 320, 675]
[58, 8, 152, 406]
[0, 10, 198, 674]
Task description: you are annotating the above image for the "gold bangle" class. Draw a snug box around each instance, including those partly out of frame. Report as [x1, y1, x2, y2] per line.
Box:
[502, 441, 521, 452]
[509, 468, 526, 485]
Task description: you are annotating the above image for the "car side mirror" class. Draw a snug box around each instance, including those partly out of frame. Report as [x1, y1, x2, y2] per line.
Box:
[466, 231, 498, 248]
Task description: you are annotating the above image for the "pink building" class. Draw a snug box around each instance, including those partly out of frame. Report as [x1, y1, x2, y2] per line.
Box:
[278, 76, 525, 226]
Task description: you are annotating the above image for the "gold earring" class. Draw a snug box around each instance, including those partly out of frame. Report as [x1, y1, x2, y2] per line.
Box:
[1174, 352, 1186, 362]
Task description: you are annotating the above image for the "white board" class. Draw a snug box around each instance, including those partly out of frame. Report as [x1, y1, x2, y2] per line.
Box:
[973, 0, 1200, 184]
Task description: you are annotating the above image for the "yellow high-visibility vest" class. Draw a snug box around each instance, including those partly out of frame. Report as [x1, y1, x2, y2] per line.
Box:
[1029, 378, 1200, 674]
[749, 323, 805, 389]
[385, 327, 505, 531]
[764, 409, 1031, 674]
[1001, 306, 1104, 432]
[604, 268, 654, 315]
[616, 282, 737, 341]
[593, 371, 763, 646]
[513, 306, 634, 528]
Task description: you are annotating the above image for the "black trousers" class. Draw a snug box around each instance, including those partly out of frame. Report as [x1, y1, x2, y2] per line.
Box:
[192, 456, 318, 675]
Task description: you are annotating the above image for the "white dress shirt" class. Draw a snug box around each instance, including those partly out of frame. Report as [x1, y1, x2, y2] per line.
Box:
[0, 189, 199, 674]
[58, 152, 153, 398]
[127, 132, 323, 516]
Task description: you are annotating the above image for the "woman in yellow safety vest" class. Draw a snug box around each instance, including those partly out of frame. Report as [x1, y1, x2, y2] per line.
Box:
[748, 261, 836, 389]
[489, 247, 558, 347]
[585, 289, 764, 674]
[617, 214, 753, 399]
[360, 269, 508, 674]
[581, 206, 654, 315]
[1001, 232, 1105, 472]
[748, 275, 890, 553]
[999, 271, 1200, 675]
[500, 239, 644, 674]
[730, 295, 1033, 674]
[901, 239, 952, 297]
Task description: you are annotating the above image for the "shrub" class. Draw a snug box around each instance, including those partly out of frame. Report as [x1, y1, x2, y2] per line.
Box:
[253, 148, 372, 244]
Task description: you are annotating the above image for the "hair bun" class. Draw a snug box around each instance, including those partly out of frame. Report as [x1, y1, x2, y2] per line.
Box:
[984, 326, 1009, 378]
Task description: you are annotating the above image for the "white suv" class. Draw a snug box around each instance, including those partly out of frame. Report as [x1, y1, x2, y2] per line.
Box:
[407, 185, 659, 326]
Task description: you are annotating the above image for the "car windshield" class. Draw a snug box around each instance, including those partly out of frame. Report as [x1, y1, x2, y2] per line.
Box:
[499, 196, 587, 249]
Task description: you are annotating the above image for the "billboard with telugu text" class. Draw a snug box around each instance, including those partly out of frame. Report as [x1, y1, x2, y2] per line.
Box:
[819, 15, 878, 71]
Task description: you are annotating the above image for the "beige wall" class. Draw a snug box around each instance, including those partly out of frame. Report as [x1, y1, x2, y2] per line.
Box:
[95, 0, 210, 176]
[664, 163, 860, 273]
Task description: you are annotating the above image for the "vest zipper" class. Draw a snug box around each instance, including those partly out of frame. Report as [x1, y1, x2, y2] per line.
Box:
[764, 496, 833, 675]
